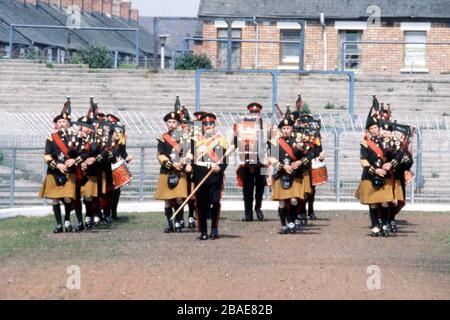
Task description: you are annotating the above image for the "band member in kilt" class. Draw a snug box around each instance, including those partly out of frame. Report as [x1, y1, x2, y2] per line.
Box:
[154, 112, 189, 233]
[107, 114, 133, 221]
[292, 112, 325, 225]
[235, 102, 268, 222]
[193, 113, 228, 240]
[355, 97, 404, 237]
[39, 100, 78, 233]
[78, 102, 107, 228]
[376, 107, 414, 233]
[269, 118, 313, 234]
[179, 111, 197, 230]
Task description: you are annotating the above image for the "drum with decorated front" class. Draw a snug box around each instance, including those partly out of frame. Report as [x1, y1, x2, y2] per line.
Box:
[311, 158, 328, 186]
[235, 117, 265, 165]
[112, 159, 133, 190]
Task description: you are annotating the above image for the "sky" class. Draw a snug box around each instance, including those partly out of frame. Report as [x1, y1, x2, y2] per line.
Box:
[132, 0, 201, 17]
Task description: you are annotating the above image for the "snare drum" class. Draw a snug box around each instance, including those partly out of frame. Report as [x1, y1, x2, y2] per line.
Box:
[311, 158, 328, 186]
[404, 170, 414, 185]
[112, 160, 133, 190]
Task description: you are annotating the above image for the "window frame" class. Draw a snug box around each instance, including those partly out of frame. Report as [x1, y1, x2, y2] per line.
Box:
[338, 30, 363, 71]
[216, 28, 242, 69]
[279, 29, 301, 66]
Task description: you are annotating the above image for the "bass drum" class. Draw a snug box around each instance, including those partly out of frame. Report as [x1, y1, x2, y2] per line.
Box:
[236, 118, 264, 165]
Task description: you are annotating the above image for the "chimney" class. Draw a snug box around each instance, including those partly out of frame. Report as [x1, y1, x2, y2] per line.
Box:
[120, 1, 130, 20]
[60, 0, 73, 8]
[92, 0, 103, 13]
[103, 0, 113, 16]
[129, 8, 139, 22]
[72, 0, 83, 11]
[83, 0, 93, 13]
[48, 0, 62, 7]
[112, 0, 120, 17]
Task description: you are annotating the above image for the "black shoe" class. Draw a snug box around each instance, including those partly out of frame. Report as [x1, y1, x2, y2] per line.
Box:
[300, 214, 308, 226]
[54, 224, 63, 234]
[279, 226, 288, 234]
[188, 217, 196, 229]
[242, 216, 252, 222]
[164, 226, 174, 233]
[210, 228, 219, 240]
[390, 220, 398, 233]
[371, 226, 381, 237]
[75, 223, 84, 232]
[64, 221, 73, 233]
[199, 233, 208, 241]
[175, 222, 182, 233]
[381, 225, 390, 237]
[308, 213, 317, 220]
[288, 223, 296, 234]
[105, 216, 113, 224]
[255, 209, 264, 221]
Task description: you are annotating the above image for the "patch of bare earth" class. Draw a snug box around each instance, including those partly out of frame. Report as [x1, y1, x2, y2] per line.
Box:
[0, 211, 449, 300]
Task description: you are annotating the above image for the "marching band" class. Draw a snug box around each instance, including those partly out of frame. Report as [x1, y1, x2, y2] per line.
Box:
[39, 94, 414, 239]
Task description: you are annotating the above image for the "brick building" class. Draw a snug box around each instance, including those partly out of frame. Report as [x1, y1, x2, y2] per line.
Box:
[194, 0, 450, 74]
[0, 0, 169, 66]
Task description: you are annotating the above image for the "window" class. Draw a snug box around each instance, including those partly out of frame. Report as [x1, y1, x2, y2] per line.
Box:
[339, 30, 362, 70]
[217, 28, 241, 68]
[404, 31, 427, 70]
[280, 29, 301, 64]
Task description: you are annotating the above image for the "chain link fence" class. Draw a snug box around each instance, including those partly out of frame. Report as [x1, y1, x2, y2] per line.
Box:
[1, 111, 449, 208]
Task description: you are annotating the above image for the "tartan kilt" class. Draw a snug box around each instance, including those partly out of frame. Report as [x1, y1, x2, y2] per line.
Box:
[38, 173, 76, 200]
[154, 172, 188, 200]
[272, 172, 312, 201]
[355, 179, 404, 205]
[80, 173, 107, 198]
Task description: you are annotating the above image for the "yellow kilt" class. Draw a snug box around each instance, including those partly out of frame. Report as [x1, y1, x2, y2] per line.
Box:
[154, 172, 188, 200]
[355, 179, 404, 205]
[272, 172, 312, 201]
[80, 174, 107, 198]
[38, 173, 76, 200]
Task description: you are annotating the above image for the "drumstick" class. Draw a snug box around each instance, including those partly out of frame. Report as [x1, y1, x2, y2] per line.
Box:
[170, 145, 235, 221]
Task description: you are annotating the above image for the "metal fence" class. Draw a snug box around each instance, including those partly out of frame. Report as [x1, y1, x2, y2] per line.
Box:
[1, 113, 450, 208]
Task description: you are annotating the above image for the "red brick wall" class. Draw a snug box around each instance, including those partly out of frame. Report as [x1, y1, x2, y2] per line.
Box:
[195, 20, 450, 75]
[428, 23, 450, 74]
[92, 0, 102, 13]
[83, 0, 93, 13]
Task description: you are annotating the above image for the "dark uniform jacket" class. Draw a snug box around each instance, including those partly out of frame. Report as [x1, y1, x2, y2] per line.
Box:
[272, 136, 314, 178]
[193, 134, 228, 185]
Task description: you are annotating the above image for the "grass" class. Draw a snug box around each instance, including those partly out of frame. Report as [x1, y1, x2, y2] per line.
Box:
[0, 213, 165, 265]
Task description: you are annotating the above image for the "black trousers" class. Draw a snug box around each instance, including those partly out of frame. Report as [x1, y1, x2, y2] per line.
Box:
[242, 166, 266, 219]
[196, 183, 222, 234]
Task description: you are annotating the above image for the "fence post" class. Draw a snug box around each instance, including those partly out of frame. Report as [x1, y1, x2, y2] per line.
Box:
[114, 51, 118, 69]
[415, 130, 423, 190]
[8, 25, 14, 59]
[298, 20, 305, 71]
[334, 130, 341, 202]
[9, 148, 17, 208]
[139, 146, 145, 202]
[226, 19, 233, 71]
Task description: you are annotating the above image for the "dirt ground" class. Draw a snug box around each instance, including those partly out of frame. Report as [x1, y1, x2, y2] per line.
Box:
[0, 211, 449, 300]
